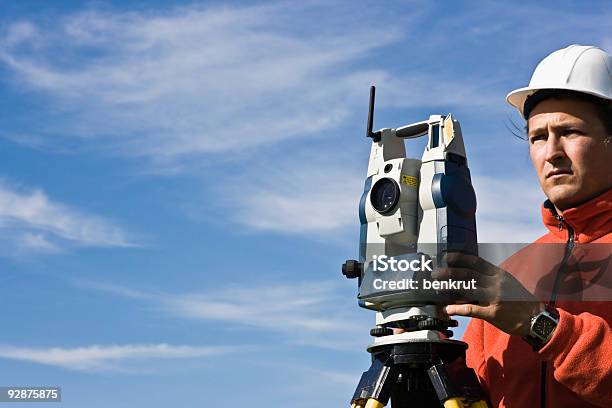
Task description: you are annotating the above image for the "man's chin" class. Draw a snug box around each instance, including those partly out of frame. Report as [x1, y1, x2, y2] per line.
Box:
[544, 185, 582, 211]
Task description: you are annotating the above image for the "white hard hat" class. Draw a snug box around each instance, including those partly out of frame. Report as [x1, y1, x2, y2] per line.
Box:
[506, 44, 612, 118]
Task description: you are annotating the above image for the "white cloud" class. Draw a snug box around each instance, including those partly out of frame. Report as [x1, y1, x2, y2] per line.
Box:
[17, 232, 62, 253]
[163, 281, 360, 332]
[223, 159, 363, 234]
[75, 278, 369, 350]
[2, 21, 39, 47]
[473, 175, 547, 242]
[0, 3, 504, 168]
[0, 343, 233, 372]
[0, 4, 402, 163]
[288, 365, 356, 387]
[0, 181, 137, 251]
[72, 280, 153, 300]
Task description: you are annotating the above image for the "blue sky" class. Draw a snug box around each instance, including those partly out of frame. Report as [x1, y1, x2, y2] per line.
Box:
[0, 1, 610, 406]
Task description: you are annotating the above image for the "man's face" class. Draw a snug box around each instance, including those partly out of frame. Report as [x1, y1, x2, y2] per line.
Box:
[528, 98, 611, 211]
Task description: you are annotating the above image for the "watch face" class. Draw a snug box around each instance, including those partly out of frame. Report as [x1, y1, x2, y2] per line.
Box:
[533, 315, 557, 339]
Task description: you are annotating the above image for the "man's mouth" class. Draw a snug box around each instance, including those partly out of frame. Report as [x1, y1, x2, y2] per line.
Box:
[546, 169, 572, 179]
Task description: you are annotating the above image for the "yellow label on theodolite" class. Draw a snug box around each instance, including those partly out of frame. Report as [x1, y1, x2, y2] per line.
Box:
[443, 115, 455, 146]
[401, 175, 418, 188]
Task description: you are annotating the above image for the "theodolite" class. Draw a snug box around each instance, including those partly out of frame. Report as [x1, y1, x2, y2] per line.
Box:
[341, 86, 488, 408]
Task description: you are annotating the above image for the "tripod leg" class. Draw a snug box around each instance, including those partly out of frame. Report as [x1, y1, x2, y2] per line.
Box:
[443, 399, 489, 408]
[428, 359, 489, 408]
[444, 398, 466, 408]
[349, 349, 397, 408]
[365, 399, 384, 408]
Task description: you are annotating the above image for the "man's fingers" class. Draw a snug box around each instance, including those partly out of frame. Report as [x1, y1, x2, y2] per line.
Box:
[443, 251, 479, 268]
[432, 267, 495, 291]
[443, 252, 498, 276]
[445, 303, 489, 318]
[432, 267, 474, 280]
[445, 285, 491, 304]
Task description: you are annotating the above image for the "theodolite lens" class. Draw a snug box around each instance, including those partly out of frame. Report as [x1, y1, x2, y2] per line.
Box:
[370, 178, 400, 214]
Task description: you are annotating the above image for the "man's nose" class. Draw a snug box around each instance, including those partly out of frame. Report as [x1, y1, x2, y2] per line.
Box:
[544, 134, 565, 163]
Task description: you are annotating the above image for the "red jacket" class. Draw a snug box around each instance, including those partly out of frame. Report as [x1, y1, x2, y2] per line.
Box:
[463, 189, 612, 407]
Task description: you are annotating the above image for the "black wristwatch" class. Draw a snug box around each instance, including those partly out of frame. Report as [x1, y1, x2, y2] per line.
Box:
[523, 304, 559, 351]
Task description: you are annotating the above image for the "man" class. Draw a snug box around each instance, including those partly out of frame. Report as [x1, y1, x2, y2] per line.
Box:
[439, 45, 612, 407]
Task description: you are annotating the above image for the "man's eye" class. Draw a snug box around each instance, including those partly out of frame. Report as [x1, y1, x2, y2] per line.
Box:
[564, 129, 584, 136]
[529, 135, 546, 144]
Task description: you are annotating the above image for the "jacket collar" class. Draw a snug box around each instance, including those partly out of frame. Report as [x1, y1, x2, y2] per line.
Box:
[542, 188, 612, 243]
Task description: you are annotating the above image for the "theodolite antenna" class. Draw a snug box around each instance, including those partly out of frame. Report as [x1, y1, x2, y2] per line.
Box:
[367, 85, 382, 142]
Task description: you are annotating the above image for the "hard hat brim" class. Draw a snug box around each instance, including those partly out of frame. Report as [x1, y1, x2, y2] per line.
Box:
[506, 85, 611, 119]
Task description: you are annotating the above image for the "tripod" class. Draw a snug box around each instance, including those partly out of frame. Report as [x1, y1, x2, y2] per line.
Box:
[349, 337, 488, 408]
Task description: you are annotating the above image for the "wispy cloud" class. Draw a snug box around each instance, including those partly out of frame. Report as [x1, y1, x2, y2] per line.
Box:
[72, 279, 153, 300]
[473, 175, 546, 242]
[0, 4, 402, 163]
[0, 343, 233, 372]
[280, 363, 357, 387]
[0, 180, 138, 252]
[163, 282, 360, 332]
[0, 2, 506, 169]
[219, 155, 363, 235]
[74, 278, 369, 350]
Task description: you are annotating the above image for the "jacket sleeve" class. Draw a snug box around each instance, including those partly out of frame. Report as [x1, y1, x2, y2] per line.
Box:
[539, 307, 612, 406]
[462, 317, 489, 392]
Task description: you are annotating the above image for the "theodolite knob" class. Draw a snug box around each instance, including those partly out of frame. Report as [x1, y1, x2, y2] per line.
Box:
[370, 326, 393, 337]
[417, 318, 439, 330]
[342, 259, 363, 279]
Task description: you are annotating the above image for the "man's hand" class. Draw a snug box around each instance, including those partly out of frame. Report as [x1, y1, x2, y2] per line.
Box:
[434, 252, 544, 337]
